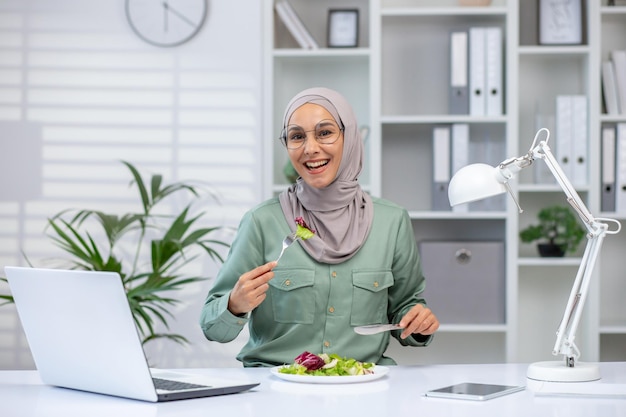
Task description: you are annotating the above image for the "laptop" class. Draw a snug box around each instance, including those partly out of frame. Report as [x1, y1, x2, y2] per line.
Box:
[4, 266, 259, 402]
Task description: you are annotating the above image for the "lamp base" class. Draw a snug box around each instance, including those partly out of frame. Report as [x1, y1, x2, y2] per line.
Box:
[526, 361, 601, 383]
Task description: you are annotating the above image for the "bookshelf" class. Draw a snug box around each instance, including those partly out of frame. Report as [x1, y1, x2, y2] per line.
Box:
[263, 0, 626, 365]
[598, 2, 626, 362]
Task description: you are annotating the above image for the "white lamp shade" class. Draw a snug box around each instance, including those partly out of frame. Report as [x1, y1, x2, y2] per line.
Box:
[448, 163, 507, 206]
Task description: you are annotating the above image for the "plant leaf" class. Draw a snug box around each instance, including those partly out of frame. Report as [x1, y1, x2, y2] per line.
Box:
[122, 160, 151, 214]
[0, 277, 13, 306]
[34, 160, 230, 347]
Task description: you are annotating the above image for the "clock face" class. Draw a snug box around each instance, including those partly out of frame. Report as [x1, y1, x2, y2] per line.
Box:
[125, 0, 208, 47]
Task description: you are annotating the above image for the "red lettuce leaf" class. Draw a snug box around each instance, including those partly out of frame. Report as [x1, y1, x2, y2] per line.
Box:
[294, 351, 325, 371]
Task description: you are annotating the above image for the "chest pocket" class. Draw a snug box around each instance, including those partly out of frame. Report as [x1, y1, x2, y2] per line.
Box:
[351, 270, 394, 326]
[268, 268, 315, 324]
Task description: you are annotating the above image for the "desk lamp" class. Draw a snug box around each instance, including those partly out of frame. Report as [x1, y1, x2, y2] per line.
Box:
[448, 128, 621, 387]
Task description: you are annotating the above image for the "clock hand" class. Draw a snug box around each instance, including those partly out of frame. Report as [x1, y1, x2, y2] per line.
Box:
[163, 3, 197, 27]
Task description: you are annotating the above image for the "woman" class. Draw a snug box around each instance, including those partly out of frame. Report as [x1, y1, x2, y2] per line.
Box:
[199, 87, 439, 367]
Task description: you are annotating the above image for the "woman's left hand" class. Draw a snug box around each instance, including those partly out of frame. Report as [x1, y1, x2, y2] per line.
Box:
[398, 304, 439, 339]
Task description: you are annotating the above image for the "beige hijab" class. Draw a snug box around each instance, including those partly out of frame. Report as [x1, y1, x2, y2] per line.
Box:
[278, 87, 373, 264]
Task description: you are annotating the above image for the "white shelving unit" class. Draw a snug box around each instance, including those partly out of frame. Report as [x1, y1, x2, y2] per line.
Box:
[263, 0, 378, 198]
[263, 0, 626, 365]
[597, 2, 626, 362]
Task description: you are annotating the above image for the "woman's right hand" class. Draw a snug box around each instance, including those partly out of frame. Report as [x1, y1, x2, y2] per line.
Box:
[227, 261, 277, 315]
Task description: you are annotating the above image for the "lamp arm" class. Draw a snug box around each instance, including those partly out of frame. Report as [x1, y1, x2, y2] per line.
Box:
[531, 138, 620, 366]
[534, 140, 594, 228]
[450, 128, 623, 380]
[552, 230, 604, 364]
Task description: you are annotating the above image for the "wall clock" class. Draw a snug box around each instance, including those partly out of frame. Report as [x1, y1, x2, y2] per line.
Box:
[125, 0, 208, 47]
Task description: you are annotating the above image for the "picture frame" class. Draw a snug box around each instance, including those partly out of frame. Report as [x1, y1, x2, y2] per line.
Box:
[327, 9, 359, 48]
[538, 0, 583, 45]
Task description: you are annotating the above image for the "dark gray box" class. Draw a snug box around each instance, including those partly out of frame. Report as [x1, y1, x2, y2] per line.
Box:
[419, 241, 505, 324]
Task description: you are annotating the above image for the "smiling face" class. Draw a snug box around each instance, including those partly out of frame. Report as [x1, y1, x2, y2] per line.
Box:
[286, 103, 344, 189]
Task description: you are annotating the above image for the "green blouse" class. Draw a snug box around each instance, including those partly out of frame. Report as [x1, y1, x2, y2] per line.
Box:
[199, 196, 433, 367]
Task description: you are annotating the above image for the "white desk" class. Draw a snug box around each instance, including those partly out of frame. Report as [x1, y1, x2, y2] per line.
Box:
[1, 363, 625, 417]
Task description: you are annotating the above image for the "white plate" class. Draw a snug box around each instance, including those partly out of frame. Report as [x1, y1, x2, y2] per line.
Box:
[270, 365, 389, 384]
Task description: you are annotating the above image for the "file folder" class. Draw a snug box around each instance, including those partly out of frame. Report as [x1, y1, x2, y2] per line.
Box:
[602, 60, 621, 115]
[485, 27, 503, 116]
[449, 31, 469, 115]
[556, 95, 574, 181]
[484, 135, 506, 211]
[571, 95, 588, 187]
[533, 110, 556, 184]
[616, 123, 626, 214]
[452, 124, 469, 213]
[601, 126, 616, 213]
[432, 126, 452, 211]
[465, 133, 505, 212]
[469, 27, 486, 116]
[611, 50, 626, 115]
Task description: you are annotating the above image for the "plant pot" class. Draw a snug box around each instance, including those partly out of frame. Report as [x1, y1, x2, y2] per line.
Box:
[537, 243, 566, 257]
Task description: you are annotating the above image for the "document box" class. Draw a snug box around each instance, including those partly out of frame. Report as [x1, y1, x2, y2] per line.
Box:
[418, 241, 505, 324]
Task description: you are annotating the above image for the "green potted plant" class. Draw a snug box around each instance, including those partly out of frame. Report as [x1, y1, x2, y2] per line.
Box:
[519, 205, 586, 257]
[0, 278, 12, 306]
[12, 161, 229, 346]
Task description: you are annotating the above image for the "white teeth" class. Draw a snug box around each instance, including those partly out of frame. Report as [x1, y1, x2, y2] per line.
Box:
[306, 160, 328, 169]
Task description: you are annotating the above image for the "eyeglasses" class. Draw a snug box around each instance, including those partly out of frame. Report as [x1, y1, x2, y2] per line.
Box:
[279, 119, 344, 150]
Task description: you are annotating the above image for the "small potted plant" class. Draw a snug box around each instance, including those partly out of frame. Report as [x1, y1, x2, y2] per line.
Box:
[519, 205, 586, 257]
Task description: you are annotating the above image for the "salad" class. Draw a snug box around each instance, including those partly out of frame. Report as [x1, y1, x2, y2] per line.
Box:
[294, 217, 315, 240]
[278, 352, 375, 376]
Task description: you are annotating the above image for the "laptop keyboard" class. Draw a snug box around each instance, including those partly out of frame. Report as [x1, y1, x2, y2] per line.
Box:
[153, 377, 211, 391]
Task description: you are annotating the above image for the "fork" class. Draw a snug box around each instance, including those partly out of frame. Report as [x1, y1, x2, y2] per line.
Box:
[276, 232, 298, 263]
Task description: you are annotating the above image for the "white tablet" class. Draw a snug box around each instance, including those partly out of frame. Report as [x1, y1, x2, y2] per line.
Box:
[424, 382, 525, 401]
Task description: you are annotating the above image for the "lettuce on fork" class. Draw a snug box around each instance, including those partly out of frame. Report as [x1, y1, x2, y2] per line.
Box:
[279, 352, 375, 376]
[294, 217, 315, 240]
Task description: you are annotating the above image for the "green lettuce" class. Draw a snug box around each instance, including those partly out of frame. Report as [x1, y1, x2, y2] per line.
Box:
[294, 216, 315, 240]
[278, 353, 375, 376]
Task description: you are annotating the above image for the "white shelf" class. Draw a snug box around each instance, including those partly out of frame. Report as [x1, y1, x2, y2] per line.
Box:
[600, 321, 626, 334]
[518, 45, 590, 56]
[517, 184, 590, 193]
[273, 48, 371, 58]
[518, 257, 582, 267]
[381, 7, 508, 17]
[381, 115, 507, 124]
[601, 6, 626, 14]
[600, 114, 626, 123]
[407, 211, 506, 220]
[438, 324, 508, 333]
[264, 0, 625, 365]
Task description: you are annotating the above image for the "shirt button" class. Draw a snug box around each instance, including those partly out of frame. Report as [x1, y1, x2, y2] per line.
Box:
[373, 281, 379, 288]
[331, 271, 337, 278]
[324, 341, 330, 347]
[328, 307, 335, 313]
[285, 279, 291, 286]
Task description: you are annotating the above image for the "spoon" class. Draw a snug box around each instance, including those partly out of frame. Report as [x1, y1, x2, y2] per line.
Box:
[353, 324, 404, 335]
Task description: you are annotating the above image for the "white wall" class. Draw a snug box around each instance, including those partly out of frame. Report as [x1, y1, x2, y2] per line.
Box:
[0, 0, 263, 369]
